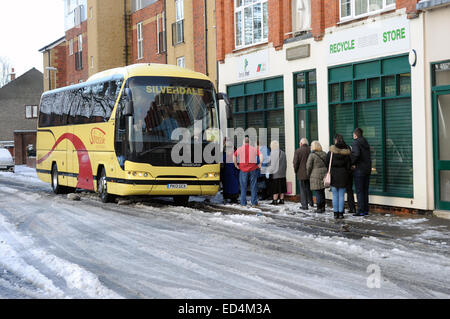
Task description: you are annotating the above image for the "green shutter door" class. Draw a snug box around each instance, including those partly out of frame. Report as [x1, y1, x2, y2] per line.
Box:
[385, 98, 413, 196]
[330, 103, 354, 145]
[356, 101, 383, 193]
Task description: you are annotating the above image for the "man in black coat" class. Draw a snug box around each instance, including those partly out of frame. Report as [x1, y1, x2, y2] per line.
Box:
[351, 128, 372, 216]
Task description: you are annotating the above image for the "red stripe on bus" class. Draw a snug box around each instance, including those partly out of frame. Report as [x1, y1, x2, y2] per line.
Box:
[37, 133, 94, 191]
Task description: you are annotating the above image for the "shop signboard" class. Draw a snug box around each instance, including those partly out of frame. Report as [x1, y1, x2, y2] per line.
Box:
[327, 16, 410, 66]
[237, 49, 269, 80]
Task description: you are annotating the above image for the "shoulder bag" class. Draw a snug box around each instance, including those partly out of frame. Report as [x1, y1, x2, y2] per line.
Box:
[323, 152, 333, 188]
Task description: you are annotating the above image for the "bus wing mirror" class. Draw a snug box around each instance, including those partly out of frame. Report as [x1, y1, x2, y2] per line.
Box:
[124, 100, 134, 117]
[217, 92, 232, 120]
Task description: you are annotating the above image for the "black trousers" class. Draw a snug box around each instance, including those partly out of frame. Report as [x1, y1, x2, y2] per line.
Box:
[299, 180, 314, 208]
[346, 173, 356, 212]
[354, 174, 370, 214]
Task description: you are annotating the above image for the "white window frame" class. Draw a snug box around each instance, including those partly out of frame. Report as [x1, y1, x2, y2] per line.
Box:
[136, 0, 143, 11]
[78, 34, 83, 52]
[69, 39, 74, 56]
[339, 0, 396, 22]
[234, 0, 268, 50]
[33, 105, 38, 118]
[157, 12, 166, 53]
[25, 105, 32, 119]
[176, 0, 184, 21]
[177, 56, 185, 68]
[137, 22, 144, 60]
[25, 105, 38, 119]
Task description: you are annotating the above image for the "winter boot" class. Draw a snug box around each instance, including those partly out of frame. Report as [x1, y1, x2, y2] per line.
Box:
[271, 200, 278, 205]
[278, 199, 285, 205]
[339, 212, 345, 219]
[333, 212, 339, 219]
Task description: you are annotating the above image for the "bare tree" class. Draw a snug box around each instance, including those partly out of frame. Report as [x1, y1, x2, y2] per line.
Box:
[0, 56, 12, 88]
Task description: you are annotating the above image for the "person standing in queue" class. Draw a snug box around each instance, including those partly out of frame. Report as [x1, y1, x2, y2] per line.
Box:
[306, 141, 328, 213]
[233, 136, 263, 207]
[268, 140, 287, 205]
[342, 138, 356, 215]
[326, 134, 352, 219]
[221, 138, 239, 204]
[351, 128, 372, 216]
[293, 138, 314, 211]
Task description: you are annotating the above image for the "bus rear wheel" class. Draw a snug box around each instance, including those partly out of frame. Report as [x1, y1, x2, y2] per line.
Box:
[173, 195, 189, 206]
[98, 168, 115, 203]
[51, 164, 63, 194]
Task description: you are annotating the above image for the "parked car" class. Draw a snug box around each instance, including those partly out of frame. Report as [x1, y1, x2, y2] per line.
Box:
[0, 148, 15, 173]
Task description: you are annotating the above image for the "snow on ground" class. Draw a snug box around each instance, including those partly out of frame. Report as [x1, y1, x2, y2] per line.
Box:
[0, 166, 449, 298]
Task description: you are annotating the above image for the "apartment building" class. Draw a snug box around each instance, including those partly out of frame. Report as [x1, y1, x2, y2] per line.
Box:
[216, 0, 450, 214]
[130, 0, 217, 86]
[40, 0, 217, 90]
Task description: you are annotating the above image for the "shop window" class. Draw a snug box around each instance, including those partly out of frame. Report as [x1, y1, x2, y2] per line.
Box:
[383, 76, 396, 97]
[343, 81, 353, 101]
[227, 77, 285, 149]
[295, 70, 318, 146]
[368, 78, 381, 98]
[355, 80, 366, 100]
[433, 62, 450, 86]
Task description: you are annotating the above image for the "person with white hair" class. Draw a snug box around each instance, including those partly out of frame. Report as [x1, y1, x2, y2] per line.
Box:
[293, 138, 314, 210]
[306, 140, 327, 213]
[268, 140, 287, 205]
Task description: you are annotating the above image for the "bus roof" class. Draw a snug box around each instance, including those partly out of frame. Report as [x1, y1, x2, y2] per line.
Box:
[43, 63, 213, 96]
[89, 63, 211, 82]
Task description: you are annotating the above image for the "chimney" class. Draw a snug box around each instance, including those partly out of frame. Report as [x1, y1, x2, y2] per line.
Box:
[10, 68, 16, 81]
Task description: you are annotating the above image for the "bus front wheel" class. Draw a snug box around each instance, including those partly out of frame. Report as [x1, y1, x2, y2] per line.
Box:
[98, 168, 115, 203]
[173, 195, 189, 206]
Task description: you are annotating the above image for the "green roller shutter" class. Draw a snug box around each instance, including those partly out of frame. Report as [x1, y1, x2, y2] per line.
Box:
[267, 109, 285, 150]
[356, 101, 383, 193]
[328, 54, 413, 198]
[330, 103, 354, 145]
[385, 98, 413, 196]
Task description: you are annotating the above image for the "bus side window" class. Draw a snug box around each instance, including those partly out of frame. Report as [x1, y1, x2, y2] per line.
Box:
[62, 90, 72, 125]
[91, 82, 106, 123]
[39, 94, 53, 127]
[52, 92, 64, 126]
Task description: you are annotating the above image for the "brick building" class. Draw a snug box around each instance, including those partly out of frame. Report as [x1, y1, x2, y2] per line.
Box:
[39, 0, 217, 89]
[216, 0, 450, 214]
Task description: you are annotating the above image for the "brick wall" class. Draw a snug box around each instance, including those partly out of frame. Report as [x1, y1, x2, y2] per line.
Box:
[216, 0, 421, 62]
[65, 21, 89, 84]
[130, 1, 166, 64]
[54, 43, 67, 89]
[193, 0, 206, 74]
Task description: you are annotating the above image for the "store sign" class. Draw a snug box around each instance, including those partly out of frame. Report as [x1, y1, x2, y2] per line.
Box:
[327, 16, 410, 65]
[237, 49, 269, 80]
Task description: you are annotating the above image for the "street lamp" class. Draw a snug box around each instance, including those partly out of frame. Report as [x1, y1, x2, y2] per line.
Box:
[45, 66, 58, 90]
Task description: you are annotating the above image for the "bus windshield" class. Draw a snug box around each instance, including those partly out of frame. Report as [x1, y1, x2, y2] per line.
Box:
[115, 76, 219, 167]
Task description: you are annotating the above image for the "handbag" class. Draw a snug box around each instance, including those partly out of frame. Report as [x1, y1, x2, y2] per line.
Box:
[323, 152, 333, 188]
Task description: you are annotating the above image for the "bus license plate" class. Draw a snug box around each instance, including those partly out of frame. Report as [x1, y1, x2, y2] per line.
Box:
[167, 184, 187, 189]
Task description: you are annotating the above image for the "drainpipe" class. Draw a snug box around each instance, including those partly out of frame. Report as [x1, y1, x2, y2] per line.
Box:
[164, 0, 167, 64]
[204, 0, 208, 76]
[124, 0, 129, 66]
[47, 51, 52, 89]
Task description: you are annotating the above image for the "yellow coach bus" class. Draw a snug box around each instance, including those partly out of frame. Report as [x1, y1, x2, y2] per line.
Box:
[36, 63, 230, 205]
